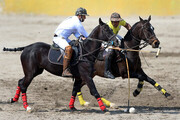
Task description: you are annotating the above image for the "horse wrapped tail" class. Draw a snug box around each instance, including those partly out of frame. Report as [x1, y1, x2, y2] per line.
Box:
[3, 46, 25, 52]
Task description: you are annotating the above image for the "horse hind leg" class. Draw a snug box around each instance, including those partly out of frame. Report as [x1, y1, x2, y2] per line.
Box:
[21, 68, 44, 112]
[10, 68, 44, 112]
[77, 92, 90, 107]
[9, 76, 33, 112]
[9, 82, 22, 103]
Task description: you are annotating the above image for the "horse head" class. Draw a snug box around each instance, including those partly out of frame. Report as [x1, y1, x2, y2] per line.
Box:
[131, 15, 160, 48]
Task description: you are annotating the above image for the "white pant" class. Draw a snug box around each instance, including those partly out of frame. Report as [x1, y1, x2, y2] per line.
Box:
[53, 37, 69, 50]
[116, 34, 122, 40]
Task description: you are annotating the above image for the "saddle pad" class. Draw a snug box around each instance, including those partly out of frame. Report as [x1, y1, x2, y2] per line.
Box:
[48, 48, 64, 65]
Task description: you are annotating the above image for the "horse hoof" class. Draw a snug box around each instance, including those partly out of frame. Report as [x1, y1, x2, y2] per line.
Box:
[167, 96, 173, 100]
[133, 90, 140, 97]
[102, 108, 108, 112]
[70, 107, 77, 110]
[70, 107, 77, 111]
[133, 92, 137, 97]
[104, 110, 111, 114]
[84, 102, 90, 107]
[110, 103, 119, 109]
[165, 93, 173, 100]
[26, 106, 32, 113]
[7, 98, 14, 103]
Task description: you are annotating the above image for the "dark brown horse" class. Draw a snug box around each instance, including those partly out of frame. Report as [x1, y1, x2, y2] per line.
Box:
[77, 16, 172, 107]
[3, 18, 119, 112]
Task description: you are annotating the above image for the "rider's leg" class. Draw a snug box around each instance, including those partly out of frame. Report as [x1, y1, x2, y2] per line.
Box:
[53, 37, 73, 77]
[104, 48, 115, 79]
[62, 45, 73, 77]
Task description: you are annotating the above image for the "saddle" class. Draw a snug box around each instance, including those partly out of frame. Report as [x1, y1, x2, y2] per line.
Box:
[48, 41, 79, 65]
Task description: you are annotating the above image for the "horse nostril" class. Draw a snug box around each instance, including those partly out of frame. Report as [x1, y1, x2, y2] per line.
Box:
[154, 41, 160, 48]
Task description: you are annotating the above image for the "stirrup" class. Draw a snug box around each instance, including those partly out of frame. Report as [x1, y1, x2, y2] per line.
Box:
[104, 71, 115, 79]
[62, 69, 73, 77]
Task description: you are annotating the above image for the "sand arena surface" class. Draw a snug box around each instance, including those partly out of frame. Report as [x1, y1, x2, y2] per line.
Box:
[0, 14, 180, 120]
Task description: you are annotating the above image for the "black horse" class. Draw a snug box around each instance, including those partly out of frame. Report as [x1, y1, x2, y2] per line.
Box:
[3, 18, 119, 112]
[77, 16, 172, 107]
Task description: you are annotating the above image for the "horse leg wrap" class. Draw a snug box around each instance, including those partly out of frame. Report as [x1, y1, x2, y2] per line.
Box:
[97, 98, 106, 111]
[101, 97, 111, 107]
[77, 92, 86, 106]
[138, 81, 144, 91]
[154, 83, 167, 94]
[13, 86, 21, 102]
[22, 93, 28, 109]
[69, 96, 75, 109]
[133, 81, 144, 97]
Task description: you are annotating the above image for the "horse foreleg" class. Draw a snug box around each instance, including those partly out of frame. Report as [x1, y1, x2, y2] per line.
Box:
[146, 76, 173, 99]
[77, 92, 116, 108]
[133, 80, 144, 97]
[77, 92, 90, 107]
[128, 73, 145, 97]
[76, 82, 90, 107]
[69, 78, 82, 110]
[79, 63, 106, 111]
[85, 78, 106, 111]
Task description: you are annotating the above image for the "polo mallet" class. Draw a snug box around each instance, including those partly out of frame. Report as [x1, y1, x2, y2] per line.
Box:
[108, 46, 162, 113]
[108, 47, 162, 58]
[124, 52, 131, 113]
[156, 47, 161, 58]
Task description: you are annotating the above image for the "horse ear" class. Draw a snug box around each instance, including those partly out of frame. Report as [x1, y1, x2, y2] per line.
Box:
[139, 16, 143, 22]
[148, 15, 151, 22]
[99, 18, 104, 26]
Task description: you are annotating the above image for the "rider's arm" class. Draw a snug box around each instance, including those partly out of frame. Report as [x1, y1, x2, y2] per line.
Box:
[120, 20, 131, 30]
[75, 22, 89, 38]
[124, 23, 131, 30]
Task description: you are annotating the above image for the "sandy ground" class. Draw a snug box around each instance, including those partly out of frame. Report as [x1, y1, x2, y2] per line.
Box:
[0, 14, 180, 120]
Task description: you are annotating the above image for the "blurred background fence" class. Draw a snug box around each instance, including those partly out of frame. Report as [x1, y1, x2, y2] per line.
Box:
[0, 0, 180, 16]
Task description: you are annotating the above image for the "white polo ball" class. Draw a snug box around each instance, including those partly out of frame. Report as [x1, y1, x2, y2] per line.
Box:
[129, 107, 136, 113]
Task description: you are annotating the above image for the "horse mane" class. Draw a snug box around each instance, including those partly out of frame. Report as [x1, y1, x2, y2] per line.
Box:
[88, 25, 100, 38]
[81, 25, 100, 45]
[123, 21, 140, 41]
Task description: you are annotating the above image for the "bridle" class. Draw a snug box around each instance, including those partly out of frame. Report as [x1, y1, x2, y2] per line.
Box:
[116, 21, 157, 63]
[128, 21, 156, 50]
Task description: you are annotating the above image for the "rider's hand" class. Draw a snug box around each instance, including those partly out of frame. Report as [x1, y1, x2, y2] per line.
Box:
[81, 37, 86, 40]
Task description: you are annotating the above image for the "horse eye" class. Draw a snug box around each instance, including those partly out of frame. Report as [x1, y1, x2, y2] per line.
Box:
[150, 25, 154, 31]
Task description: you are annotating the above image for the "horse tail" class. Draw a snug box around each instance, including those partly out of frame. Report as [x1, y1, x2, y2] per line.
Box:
[3, 46, 25, 52]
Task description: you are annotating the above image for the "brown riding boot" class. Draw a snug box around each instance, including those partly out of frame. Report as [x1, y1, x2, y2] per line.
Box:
[62, 45, 73, 77]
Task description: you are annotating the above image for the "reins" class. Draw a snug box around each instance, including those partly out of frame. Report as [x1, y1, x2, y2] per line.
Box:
[77, 34, 116, 62]
[77, 38, 113, 63]
[129, 30, 148, 49]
